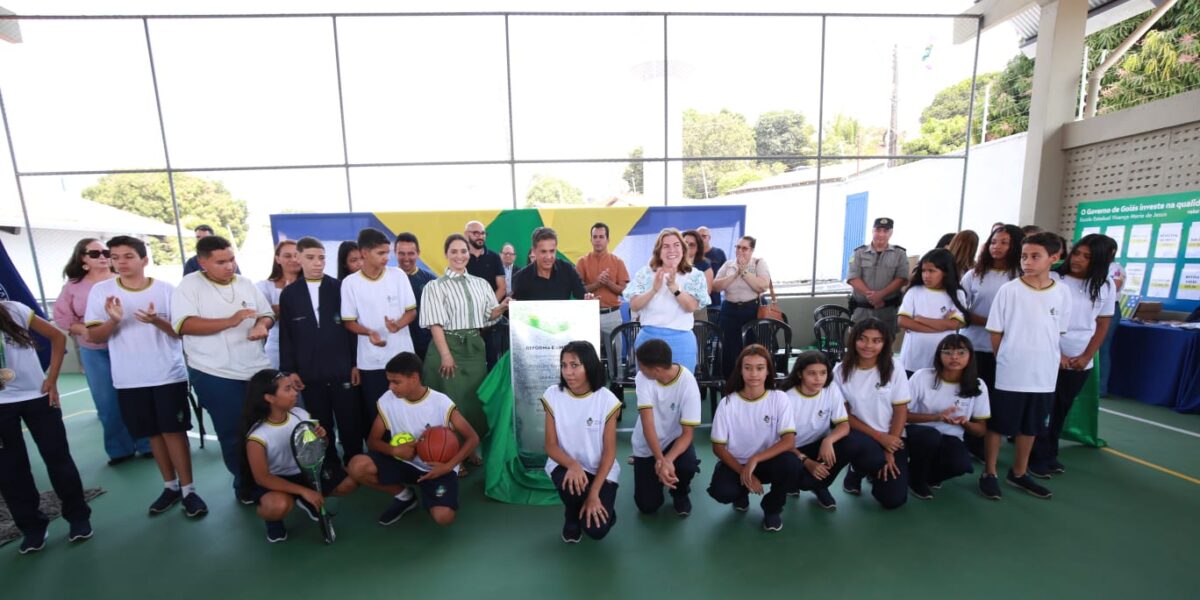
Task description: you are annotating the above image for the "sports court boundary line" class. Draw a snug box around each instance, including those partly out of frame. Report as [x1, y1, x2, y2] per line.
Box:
[1100, 407, 1200, 439]
[1102, 447, 1200, 485]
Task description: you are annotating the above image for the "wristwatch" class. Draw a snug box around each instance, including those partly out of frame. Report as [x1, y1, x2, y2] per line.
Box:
[672, 289, 681, 297]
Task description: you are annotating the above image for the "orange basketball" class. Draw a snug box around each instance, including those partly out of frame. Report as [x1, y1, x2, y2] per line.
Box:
[416, 426, 461, 465]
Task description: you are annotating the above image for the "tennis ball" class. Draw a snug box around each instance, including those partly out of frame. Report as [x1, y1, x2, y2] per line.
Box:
[390, 433, 415, 446]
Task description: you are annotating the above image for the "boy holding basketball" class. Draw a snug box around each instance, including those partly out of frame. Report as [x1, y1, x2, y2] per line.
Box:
[346, 352, 479, 527]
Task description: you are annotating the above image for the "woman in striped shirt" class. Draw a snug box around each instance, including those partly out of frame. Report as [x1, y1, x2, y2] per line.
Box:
[419, 234, 509, 468]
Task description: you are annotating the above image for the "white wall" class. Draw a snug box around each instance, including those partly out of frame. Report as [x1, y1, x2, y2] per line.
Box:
[672, 133, 1026, 284]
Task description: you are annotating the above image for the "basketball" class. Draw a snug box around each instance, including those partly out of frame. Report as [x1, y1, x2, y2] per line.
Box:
[416, 426, 461, 464]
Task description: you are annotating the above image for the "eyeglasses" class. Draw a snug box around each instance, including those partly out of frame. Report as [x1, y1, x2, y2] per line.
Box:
[939, 349, 970, 358]
[84, 250, 111, 259]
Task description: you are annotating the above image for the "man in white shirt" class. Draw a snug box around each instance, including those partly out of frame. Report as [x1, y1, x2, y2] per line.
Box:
[172, 235, 281, 500]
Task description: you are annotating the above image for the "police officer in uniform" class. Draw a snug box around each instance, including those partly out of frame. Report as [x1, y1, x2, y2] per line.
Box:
[846, 217, 909, 333]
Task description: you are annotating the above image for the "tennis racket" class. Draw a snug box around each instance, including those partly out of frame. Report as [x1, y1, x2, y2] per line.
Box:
[290, 420, 335, 544]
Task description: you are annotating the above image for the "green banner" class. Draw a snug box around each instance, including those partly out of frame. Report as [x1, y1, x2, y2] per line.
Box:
[478, 352, 560, 505]
[1074, 191, 1200, 312]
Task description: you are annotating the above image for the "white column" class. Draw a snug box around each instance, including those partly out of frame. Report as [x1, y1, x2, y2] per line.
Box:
[1018, 0, 1089, 231]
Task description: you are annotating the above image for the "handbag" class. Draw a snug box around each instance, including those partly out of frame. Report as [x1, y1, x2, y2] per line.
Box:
[756, 263, 784, 321]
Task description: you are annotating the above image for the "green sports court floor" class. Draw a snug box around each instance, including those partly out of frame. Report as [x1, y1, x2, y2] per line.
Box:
[3, 374, 1198, 599]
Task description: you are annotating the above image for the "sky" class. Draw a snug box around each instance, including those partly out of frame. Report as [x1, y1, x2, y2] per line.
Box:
[0, 0, 1023, 283]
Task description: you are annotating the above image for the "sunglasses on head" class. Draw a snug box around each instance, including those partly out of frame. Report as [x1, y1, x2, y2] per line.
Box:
[84, 250, 111, 259]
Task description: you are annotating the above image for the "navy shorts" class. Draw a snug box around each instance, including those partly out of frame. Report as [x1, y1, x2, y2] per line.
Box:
[367, 451, 459, 510]
[250, 462, 348, 503]
[987, 389, 1052, 437]
[117, 381, 191, 438]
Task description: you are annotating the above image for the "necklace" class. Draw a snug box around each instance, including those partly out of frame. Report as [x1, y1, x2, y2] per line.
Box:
[206, 275, 237, 303]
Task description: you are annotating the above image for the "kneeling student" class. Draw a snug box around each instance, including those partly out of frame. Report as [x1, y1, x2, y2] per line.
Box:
[347, 352, 479, 527]
[631, 339, 702, 517]
[543, 341, 622, 543]
[707, 345, 799, 532]
[239, 369, 357, 542]
[905, 334, 990, 499]
[782, 350, 875, 510]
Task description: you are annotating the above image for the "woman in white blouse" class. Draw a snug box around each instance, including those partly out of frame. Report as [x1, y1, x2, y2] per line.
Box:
[420, 234, 509, 458]
[622, 228, 710, 373]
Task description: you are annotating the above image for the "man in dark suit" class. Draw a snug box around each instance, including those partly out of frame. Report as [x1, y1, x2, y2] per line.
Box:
[278, 237, 361, 464]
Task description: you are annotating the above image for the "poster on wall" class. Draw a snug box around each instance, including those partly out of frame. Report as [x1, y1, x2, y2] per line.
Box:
[1075, 191, 1200, 312]
[1155, 222, 1183, 258]
[1179, 264, 1200, 301]
[1124, 262, 1147, 295]
[1147, 263, 1176, 298]
[1186, 222, 1200, 259]
[1127, 224, 1153, 258]
[1105, 225, 1126, 257]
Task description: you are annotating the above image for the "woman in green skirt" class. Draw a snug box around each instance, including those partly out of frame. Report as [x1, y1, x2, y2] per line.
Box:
[420, 234, 509, 472]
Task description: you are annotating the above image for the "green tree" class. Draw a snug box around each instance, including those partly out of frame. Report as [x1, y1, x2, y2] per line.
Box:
[821, 114, 886, 163]
[982, 3, 1198, 137]
[525, 174, 583, 207]
[754, 109, 815, 169]
[623, 146, 644, 194]
[987, 54, 1034, 139]
[82, 173, 248, 265]
[682, 108, 757, 199]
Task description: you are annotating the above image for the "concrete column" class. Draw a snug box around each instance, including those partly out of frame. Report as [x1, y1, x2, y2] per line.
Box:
[1018, 0, 1089, 231]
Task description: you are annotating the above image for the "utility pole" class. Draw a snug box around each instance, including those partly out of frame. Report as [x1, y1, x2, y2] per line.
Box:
[888, 44, 899, 166]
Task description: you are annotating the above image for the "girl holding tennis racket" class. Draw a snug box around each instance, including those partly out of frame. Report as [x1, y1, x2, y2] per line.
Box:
[238, 369, 357, 543]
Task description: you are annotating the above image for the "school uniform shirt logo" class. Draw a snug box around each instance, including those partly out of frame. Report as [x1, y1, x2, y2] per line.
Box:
[670, 402, 676, 410]
[1049, 307, 1058, 316]
[586, 417, 594, 427]
[818, 409, 827, 418]
[435, 484, 446, 498]
[762, 415, 771, 424]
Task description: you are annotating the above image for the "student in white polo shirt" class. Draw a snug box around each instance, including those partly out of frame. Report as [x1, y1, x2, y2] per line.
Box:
[340, 228, 416, 444]
[835, 318, 915, 510]
[172, 235, 278, 501]
[631, 339, 702, 517]
[781, 350, 875, 511]
[543, 341, 622, 543]
[86, 236, 207, 518]
[898, 248, 969, 376]
[1030, 234, 1116, 479]
[239, 369, 357, 543]
[905, 334, 990, 499]
[0, 299, 92, 554]
[347, 352, 479, 529]
[707, 344, 799, 532]
[981, 232, 1071, 501]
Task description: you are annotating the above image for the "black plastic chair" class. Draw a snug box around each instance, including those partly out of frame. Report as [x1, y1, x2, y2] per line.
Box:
[692, 320, 725, 417]
[607, 321, 642, 415]
[814, 303, 851, 323]
[813, 316, 854, 364]
[739, 318, 793, 385]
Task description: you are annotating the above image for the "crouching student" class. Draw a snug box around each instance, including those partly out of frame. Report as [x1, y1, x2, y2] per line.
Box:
[631, 339, 702, 517]
[836, 318, 914, 510]
[782, 350, 875, 511]
[347, 352, 479, 527]
[904, 335, 990, 499]
[707, 345, 799, 532]
[543, 341, 622, 543]
[239, 369, 357, 542]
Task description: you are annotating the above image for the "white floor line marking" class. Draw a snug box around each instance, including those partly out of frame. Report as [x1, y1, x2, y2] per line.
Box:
[1100, 407, 1200, 439]
[187, 431, 221, 442]
[60, 388, 90, 398]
